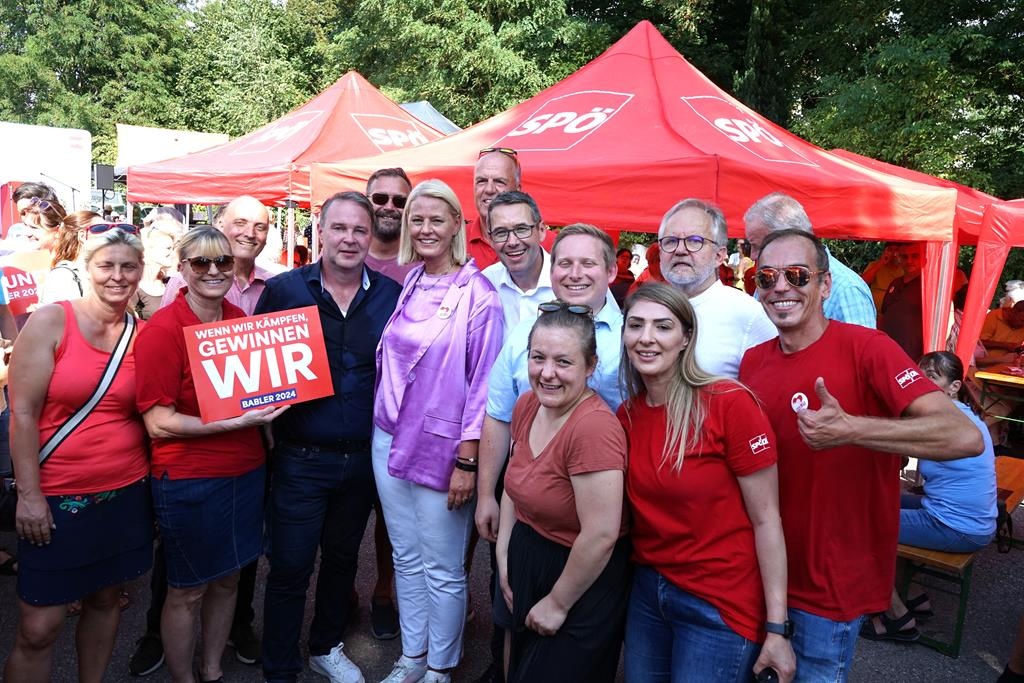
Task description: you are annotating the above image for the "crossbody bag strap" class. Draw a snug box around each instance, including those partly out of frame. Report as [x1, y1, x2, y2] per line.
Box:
[38, 312, 136, 465]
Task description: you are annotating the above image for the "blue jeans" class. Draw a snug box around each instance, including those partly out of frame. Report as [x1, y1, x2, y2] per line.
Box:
[789, 607, 863, 683]
[624, 565, 758, 683]
[262, 442, 375, 682]
[899, 493, 993, 552]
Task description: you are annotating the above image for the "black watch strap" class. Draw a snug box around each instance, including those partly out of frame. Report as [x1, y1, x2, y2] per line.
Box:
[765, 620, 794, 639]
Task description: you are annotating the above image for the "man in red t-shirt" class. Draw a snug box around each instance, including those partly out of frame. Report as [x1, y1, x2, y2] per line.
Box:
[738, 229, 983, 682]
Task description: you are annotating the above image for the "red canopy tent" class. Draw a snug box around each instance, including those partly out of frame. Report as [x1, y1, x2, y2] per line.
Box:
[311, 20, 958, 348]
[126, 71, 445, 207]
[956, 200, 1024, 367]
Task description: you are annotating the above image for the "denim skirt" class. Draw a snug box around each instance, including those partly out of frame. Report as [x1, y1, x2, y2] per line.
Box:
[151, 465, 264, 588]
[17, 477, 153, 606]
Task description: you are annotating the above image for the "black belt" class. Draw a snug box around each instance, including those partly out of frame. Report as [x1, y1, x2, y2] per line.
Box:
[280, 438, 371, 454]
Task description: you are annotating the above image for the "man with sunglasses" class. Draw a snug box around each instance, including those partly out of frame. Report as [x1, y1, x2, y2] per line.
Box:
[475, 224, 622, 683]
[739, 229, 983, 682]
[365, 167, 415, 285]
[467, 148, 523, 270]
[481, 191, 553, 337]
[658, 198, 776, 378]
[744, 192, 876, 329]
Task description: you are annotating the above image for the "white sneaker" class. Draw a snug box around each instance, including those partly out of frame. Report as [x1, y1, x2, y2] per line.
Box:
[423, 671, 450, 683]
[378, 654, 428, 683]
[309, 643, 365, 683]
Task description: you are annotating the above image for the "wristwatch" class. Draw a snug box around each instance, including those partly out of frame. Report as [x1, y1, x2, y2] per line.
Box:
[765, 620, 795, 639]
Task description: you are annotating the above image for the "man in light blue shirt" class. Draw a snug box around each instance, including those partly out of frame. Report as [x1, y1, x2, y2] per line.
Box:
[745, 192, 877, 329]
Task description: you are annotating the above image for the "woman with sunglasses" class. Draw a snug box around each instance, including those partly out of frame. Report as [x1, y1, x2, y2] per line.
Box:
[40, 212, 130, 304]
[134, 227, 287, 683]
[374, 179, 504, 683]
[495, 302, 629, 683]
[14, 194, 66, 251]
[619, 284, 794, 682]
[5, 228, 153, 682]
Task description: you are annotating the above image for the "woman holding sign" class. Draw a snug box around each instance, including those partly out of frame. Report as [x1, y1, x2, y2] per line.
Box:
[134, 227, 286, 683]
[373, 179, 504, 683]
[5, 228, 151, 682]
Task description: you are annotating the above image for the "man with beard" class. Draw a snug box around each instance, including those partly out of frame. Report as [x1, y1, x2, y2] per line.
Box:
[364, 168, 415, 285]
[659, 198, 776, 378]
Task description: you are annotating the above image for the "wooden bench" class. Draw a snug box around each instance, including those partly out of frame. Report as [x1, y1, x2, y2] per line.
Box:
[896, 455, 1024, 657]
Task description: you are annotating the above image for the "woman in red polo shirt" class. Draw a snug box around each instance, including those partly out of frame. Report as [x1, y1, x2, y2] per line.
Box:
[135, 227, 286, 683]
[618, 284, 794, 683]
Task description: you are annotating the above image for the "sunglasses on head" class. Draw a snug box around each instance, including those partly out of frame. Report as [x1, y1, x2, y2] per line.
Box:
[479, 147, 519, 163]
[370, 192, 407, 209]
[754, 265, 827, 290]
[538, 300, 593, 317]
[88, 222, 140, 235]
[182, 255, 235, 274]
[20, 197, 52, 216]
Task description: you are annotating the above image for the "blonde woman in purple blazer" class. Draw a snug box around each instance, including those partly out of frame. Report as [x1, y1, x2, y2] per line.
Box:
[373, 179, 504, 683]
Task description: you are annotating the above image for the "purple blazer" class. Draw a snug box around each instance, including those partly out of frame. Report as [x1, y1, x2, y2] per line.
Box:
[374, 259, 504, 491]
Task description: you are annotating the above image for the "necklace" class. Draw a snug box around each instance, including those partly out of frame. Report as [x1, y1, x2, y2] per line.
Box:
[417, 262, 458, 290]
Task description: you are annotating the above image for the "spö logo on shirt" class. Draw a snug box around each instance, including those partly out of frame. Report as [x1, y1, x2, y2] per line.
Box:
[895, 368, 921, 389]
[749, 433, 770, 454]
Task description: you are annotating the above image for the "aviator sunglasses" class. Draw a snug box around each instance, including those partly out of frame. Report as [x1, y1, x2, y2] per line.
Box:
[181, 255, 236, 274]
[753, 265, 827, 290]
[370, 193, 407, 209]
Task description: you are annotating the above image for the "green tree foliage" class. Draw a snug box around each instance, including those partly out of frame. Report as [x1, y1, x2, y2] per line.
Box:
[176, 0, 309, 137]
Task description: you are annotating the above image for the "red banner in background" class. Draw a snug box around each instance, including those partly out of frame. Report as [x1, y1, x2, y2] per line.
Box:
[184, 305, 333, 423]
[1, 250, 52, 316]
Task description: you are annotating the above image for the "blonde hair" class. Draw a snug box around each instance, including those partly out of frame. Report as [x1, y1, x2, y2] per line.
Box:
[398, 179, 467, 267]
[176, 226, 231, 261]
[81, 228, 145, 265]
[619, 283, 741, 472]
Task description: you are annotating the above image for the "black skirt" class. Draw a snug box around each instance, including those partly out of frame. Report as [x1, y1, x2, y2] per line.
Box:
[506, 521, 630, 683]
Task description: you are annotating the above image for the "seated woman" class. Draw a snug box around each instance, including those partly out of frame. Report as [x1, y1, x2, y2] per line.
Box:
[862, 351, 997, 642]
[496, 301, 629, 683]
[5, 227, 152, 682]
[135, 227, 287, 683]
[618, 283, 794, 683]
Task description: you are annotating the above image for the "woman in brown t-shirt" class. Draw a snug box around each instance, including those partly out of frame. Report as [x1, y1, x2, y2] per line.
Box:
[496, 301, 629, 683]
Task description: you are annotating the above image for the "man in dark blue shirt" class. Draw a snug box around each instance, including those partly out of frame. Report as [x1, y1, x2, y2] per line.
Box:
[256, 191, 401, 683]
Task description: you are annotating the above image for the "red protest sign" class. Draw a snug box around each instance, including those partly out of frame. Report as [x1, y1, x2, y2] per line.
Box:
[1, 251, 51, 316]
[184, 305, 333, 423]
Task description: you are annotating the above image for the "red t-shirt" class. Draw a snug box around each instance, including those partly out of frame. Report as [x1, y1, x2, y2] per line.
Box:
[618, 382, 777, 642]
[465, 218, 498, 270]
[135, 292, 265, 480]
[739, 321, 939, 621]
[505, 392, 627, 548]
[25, 301, 148, 495]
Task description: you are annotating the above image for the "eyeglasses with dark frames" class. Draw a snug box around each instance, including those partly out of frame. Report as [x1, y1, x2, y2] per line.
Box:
[658, 235, 721, 254]
[490, 223, 536, 244]
[753, 265, 827, 290]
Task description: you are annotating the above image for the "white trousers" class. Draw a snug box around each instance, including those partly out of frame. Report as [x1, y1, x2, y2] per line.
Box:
[372, 427, 473, 669]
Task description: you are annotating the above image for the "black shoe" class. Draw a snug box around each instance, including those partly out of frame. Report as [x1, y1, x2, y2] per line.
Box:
[128, 633, 164, 677]
[370, 596, 400, 640]
[228, 624, 261, 665]
[474, 662, 503, 683]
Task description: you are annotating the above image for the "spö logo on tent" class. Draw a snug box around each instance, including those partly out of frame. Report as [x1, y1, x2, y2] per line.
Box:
[230, 111, 323, 156]
[679, 96, 818, 167]
[350, 114, 441, 152]
[499, 91, 633, 151]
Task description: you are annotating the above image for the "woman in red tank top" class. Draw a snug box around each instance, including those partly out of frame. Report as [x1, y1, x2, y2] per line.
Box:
[6, 226, 152, 682]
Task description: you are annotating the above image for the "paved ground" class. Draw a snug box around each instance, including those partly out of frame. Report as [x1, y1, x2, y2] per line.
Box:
[1, 507, 1022, 682]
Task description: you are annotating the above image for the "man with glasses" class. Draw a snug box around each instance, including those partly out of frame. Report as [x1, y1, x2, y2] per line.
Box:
[256, 191, 402, 683]
[365, 167, 415, 285]
[475, 224, 623, 683]
[744, 192, 876, 329]
[658, 198, 776, 378]
[133, 195, 277, 675]
[481, 191, 553, 336]
[739, 228, 982, 682]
